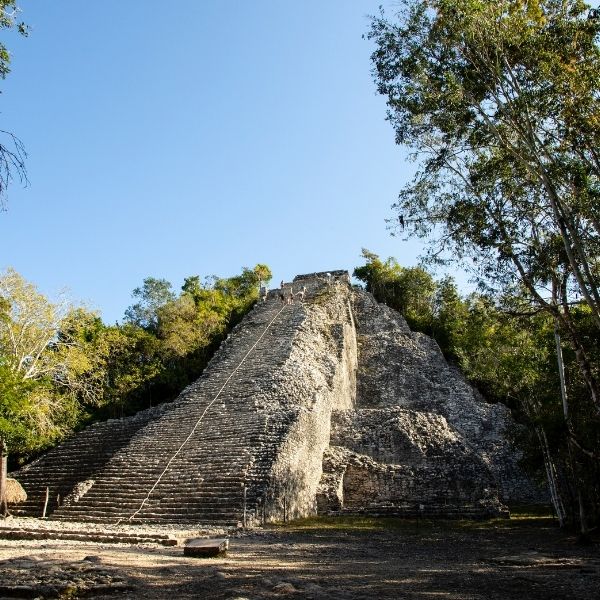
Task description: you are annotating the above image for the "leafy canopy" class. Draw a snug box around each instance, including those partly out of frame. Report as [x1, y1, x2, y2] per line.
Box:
[368, 0, 600, 313]
[0, 264, 272, 463]
[368, 0, 600, 414]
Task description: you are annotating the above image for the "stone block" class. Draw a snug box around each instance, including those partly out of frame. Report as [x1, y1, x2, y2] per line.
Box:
[184, 537, 229, 558]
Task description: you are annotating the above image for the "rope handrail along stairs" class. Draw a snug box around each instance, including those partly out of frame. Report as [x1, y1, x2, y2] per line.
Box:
[119, 301, 288, 524]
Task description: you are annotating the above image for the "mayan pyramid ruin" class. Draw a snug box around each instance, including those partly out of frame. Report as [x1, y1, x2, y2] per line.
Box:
[11, 271, 539, 526]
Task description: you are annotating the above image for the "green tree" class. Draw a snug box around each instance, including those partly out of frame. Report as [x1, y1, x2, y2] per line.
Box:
[124, 277, 175, 332]
[0, 361, 40, 452]
[431, 276, 469, 360]
[253, 264, 272, 289]
[368, 0, 600, 413]
[181, 275, 201, 297]
[354, 249, 436, 332]
[0, 268, 69, 382]
[92, 323, 163, 418]
[0, 269, 99, 458]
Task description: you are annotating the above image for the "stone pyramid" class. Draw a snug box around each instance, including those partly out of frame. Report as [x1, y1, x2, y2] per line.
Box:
[12, 272, 539, 525]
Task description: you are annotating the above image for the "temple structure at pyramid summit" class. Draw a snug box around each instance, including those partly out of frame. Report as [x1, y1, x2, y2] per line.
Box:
[12, 271, 541, 526]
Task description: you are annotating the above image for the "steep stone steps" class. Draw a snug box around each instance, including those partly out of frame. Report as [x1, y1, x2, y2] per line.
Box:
[72, 409, 299, 522]
[12, 273, 374, 526]
[0, 527, 182, 546]
[53, 514, 240, 526]
[14, 286, 323, 524]
[11, 407, 165, 518]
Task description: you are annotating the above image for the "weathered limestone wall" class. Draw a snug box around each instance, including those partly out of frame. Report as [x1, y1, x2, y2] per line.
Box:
[319, 410, 500, 515]
[262, 279, 357, 522]
[354, 290, 541, 503]
[316, 289, 542, 517]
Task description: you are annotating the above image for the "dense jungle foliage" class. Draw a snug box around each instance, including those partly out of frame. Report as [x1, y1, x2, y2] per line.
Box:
[355, 250, 600, 533]
[367, 0, 600, 535]
[0, 265, 271, 466]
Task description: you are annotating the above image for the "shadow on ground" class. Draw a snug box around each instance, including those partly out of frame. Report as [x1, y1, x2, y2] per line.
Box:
[0, 517, 598, 599]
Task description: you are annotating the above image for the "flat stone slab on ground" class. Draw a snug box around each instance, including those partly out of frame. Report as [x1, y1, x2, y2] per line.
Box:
[184, 537, 229, 558]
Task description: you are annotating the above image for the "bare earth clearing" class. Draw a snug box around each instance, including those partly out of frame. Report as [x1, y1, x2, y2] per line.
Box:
[0, 516, 598, 599]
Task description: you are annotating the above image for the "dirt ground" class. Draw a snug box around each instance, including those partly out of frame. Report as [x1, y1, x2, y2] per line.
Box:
[0, 516, 598, 599]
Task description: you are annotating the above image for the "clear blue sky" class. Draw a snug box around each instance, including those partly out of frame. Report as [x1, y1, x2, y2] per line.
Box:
[0, 0, 428, 323]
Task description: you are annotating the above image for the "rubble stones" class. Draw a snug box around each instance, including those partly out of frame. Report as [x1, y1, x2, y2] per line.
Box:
[0, 555, 132, 597]
[62, 479, 95, 506]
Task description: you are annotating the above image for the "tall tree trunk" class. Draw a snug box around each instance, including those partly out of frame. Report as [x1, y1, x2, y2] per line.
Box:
[0, 439, 8, 518]
[555, 326, 590, 538]
[536, 426, 566, 527]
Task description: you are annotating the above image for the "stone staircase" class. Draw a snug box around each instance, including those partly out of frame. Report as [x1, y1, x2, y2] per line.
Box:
[11, 406, 165, 518]
[12, 273, 350, 525]
[60, 296, 293, 525]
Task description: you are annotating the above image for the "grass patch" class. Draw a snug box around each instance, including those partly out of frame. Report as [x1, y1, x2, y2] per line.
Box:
[269, 515, 460, 532]
[454, 505, 557, 531]
[508, 504, 555, 519]
[270, 515, 411, 531]
[267, 506, 558, 533]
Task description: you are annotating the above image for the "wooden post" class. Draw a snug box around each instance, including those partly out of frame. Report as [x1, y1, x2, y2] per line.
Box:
[242, 484, 247, 528]
[42, 486, 49, 518]
[0, 438, 8, 517]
